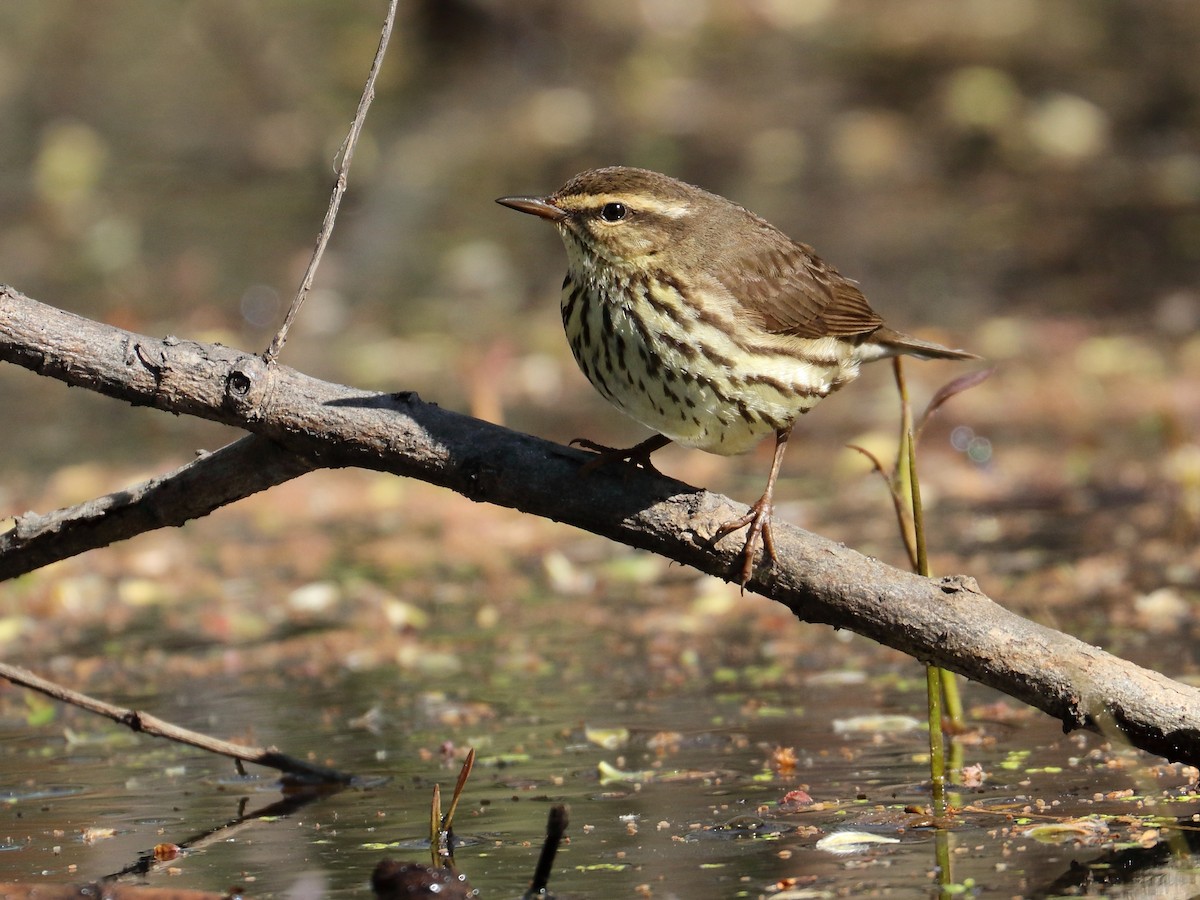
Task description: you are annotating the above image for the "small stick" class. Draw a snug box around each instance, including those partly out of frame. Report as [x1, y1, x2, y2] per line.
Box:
[525, 804, 569, 898]
[263, 0, 398, 363]
[0, 662, 354, 784]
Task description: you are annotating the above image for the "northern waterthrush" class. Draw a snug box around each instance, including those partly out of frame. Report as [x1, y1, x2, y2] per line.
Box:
[498, 166, 976, 587]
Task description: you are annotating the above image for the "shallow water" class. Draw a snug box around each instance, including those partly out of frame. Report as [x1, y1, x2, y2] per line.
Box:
[4, 585, 1199, 899]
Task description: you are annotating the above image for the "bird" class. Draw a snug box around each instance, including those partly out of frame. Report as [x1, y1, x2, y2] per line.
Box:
[497, 166, 976, 587]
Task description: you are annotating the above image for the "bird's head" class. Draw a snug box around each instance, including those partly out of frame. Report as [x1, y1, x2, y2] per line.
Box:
[498, 167, 722, 276]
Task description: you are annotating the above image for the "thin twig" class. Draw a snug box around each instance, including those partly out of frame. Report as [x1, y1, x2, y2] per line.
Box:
[0, 662, 355, 784]
[263, 0, 399, 363]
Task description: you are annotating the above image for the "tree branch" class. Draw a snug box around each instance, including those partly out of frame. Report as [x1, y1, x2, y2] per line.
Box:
[4, 283, 1200, 766]
[0, 661, 354, 783]
[1, 435, 313, 579]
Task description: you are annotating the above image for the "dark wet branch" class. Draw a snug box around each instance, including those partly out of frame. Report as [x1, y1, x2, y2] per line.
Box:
[3, 284, 1200, 767]
[0, 661, 355, 784]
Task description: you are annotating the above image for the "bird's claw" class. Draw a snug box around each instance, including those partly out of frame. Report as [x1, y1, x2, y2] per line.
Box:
[570, 438, 665, 477]
[709, 497, 778, 591]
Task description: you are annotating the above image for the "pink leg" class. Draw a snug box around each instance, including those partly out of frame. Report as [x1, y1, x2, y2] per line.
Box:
[711, 427, 791, 588]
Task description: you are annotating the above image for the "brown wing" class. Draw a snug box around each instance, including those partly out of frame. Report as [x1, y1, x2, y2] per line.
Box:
[715, 239, 884, 339]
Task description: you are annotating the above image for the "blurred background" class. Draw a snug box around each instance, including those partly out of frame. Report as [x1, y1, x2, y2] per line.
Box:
[0, 0, 1197, 469]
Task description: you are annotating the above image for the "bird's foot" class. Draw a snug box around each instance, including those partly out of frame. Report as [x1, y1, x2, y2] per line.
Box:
[709, 494, 778, 591]
[571, 435, 670, 477]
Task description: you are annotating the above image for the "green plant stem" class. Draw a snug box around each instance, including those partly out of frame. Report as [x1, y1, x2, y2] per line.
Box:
[941, 661, 964, 727]
[934, 828, 956, 898]
[893, 360, 965, 741]
[907, 427, 947, 817]
[905, 428, 928, 578]
[892, 360, 918, 563]
[896, 361, 966, 816]
[926, 661, 947, 817]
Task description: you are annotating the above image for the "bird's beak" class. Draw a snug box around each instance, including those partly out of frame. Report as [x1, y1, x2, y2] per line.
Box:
[496, 195, 567, 222]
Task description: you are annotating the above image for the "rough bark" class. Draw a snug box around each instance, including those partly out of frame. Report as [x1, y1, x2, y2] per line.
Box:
[3, 284, 1200, 766]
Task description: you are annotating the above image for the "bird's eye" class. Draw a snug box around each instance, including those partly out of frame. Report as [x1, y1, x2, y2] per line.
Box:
[600, 202, 627, 222]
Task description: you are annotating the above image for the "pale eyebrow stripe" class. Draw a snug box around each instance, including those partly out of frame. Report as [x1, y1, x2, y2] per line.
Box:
[568, 193, 693, 219]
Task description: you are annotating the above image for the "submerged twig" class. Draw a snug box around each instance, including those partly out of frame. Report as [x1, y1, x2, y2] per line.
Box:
[525, 804, 570, 899]
[0, 662, 355, 784]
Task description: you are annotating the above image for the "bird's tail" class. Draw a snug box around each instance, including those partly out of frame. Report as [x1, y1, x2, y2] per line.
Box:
[870, 326, 979, 361]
